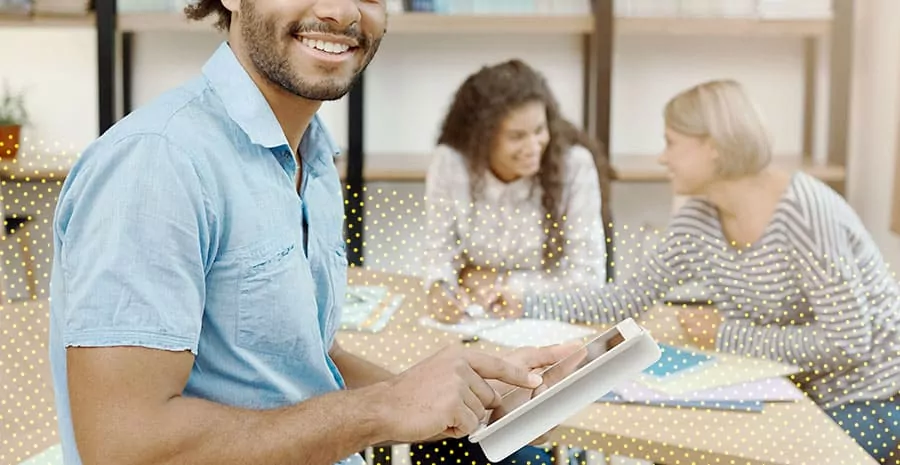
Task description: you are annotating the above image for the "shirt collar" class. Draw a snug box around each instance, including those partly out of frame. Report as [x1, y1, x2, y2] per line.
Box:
[201, 41, 342, 167]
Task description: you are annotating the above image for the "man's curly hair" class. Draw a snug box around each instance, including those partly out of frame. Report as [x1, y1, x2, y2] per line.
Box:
[184, 0, 232, 31]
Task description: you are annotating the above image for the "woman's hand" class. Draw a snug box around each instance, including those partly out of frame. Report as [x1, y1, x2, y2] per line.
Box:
[488, 291, 525, 319]
[677, 306, 723, 350]
[459, 266, 501, 308]
[427, 282, 469, 324]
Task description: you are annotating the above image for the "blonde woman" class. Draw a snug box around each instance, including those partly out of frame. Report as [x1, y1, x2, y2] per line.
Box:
[478, 79, 900, 461]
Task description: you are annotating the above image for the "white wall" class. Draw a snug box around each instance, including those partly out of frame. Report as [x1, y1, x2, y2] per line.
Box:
[845, 0, 900, 269]
[0, 27, 97, 151]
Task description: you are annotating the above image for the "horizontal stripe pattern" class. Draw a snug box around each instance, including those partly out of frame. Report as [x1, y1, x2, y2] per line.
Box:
[523, 173, 900, 409]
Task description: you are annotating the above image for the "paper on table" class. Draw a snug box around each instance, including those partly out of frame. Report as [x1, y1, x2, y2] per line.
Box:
[615, 375, 805, 403]
[642, 343, 715, 379]
[341, 286, 405, 333]
[19, 443, 62, 465]
[599, 392, 765, 412]
[418, 316, 510, 336]
[636, 350, 801, 395]
[418, 317, 596, 348]
[474, 319, 597, 348]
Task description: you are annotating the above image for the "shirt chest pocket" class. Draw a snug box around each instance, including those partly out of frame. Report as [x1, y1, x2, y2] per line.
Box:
[321, 246, 348, 343]
[235, 241, 322, 359]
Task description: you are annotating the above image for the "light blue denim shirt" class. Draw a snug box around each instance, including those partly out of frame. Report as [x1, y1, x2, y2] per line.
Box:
[49, 42, 362, 465]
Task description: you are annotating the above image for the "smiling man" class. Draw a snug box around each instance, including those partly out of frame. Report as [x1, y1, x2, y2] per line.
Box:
[47, 1, 581, 465]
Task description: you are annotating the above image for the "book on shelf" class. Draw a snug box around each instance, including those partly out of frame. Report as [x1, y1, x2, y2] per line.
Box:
[0, 0, 32, 15]
[399, 0, 590, 15]
[30, 0, 91, 16]
[117, 0, 190, 13]
[615, 0, 832, 19]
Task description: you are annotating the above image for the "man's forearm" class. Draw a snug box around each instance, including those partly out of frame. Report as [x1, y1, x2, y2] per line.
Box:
[331, 346, 395, 389]
[80, 382, 390, 465]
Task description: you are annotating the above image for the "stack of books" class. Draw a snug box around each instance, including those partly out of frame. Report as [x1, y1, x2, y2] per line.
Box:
[615, 0, 832, 19]
[600, 343, 805, 412]
[0, 0, 31, 15]
[117, 0, 179, 12]
[31, 0, 90, 16]
[399, 0, 591, 15]
[757, 0, 832, 18]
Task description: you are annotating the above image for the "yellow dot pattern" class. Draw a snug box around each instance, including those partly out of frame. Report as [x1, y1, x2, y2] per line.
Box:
[1, 139, 77, 465]
[2, 142, 897, 465]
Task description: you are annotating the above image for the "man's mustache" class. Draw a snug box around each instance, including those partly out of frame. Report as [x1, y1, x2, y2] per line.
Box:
[288, 21, 369, 49]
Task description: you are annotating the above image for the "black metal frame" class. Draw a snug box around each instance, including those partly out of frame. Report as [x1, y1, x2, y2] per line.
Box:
[345, 75, 365, 267]
[96, 0, 116, 134]
[123, 31, 134, 116]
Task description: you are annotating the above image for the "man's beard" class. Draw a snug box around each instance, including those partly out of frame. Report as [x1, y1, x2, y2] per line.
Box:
[239, 1, 381, 101]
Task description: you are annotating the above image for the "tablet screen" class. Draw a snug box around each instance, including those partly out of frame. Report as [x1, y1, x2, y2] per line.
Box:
[490, 328, 627, 424]
[535, 329, 625, 390]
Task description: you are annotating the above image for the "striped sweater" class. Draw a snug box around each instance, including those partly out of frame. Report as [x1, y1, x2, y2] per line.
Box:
[523, 172, 900, 409]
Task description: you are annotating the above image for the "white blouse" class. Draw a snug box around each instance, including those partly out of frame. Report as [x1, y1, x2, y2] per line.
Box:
[423, 144, 607, 295]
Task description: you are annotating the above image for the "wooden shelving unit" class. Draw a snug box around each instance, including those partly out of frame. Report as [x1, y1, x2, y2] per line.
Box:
[336, 153, 847, 184]
[386, 13, 594, 34]
[616, 16, 830, 37]
[117, 11, 216, 32]
[611, 155, 846, 183]
[115, 11, 594, 34]
[7, 2, 853, 279]
[0, 13, 94, 28]
[112, 11, 832, 37]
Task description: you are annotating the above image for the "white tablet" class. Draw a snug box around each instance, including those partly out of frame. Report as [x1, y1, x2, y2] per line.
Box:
[468, 318, 661, 462]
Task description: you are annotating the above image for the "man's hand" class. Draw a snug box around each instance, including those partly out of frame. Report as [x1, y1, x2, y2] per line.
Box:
[374, 345, 544, 443]
[677, 306, 723, 350]
[487, 343, 587, 444]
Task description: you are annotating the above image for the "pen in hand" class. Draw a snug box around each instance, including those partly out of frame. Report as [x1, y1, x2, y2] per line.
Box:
[439, 281, 486, 320]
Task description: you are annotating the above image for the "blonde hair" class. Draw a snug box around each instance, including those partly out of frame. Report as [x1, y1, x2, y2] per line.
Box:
[664, 79, 772, 177]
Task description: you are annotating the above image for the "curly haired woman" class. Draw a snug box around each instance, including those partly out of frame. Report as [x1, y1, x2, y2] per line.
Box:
[423, 59, 610, 329]
[414, 59, 609, 464]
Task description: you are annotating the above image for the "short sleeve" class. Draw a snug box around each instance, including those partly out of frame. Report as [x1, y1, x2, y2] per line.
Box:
[55, 133, 213, 354]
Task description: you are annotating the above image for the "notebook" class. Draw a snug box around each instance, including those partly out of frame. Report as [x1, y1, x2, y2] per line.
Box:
[614, 376, 805, 404]
[18, 444, 62, 465]
[641, 343, 714, 379]
[599, 391, 764, 412]
[636, 351, 801, 395]
[340, 286, 404, 333]
[419, 317, 597, 348]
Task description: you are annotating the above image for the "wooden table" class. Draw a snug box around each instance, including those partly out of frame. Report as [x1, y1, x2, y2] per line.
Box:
[338, 268, 877, 465]
[0, 299, 58, 464]
[1, 268, 876, 465]
[0, 150, 76, 182]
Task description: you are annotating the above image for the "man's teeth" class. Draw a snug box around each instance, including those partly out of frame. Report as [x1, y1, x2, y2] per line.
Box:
[300, 37, 350, 54]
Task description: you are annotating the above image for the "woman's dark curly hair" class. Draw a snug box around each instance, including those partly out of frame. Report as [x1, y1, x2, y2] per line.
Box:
[437, 59, 610, 271]
[184, 0, 232, 31]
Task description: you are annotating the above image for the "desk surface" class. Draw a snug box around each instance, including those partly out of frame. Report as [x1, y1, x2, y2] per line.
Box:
[1, 270, 876, 465]
[338, 268, 876, 465]
[1, 299, 59, 464]
[0, 151, 78, 182]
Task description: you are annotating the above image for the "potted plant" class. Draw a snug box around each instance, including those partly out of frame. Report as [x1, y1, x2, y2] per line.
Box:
[0, 81, 28, 160]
